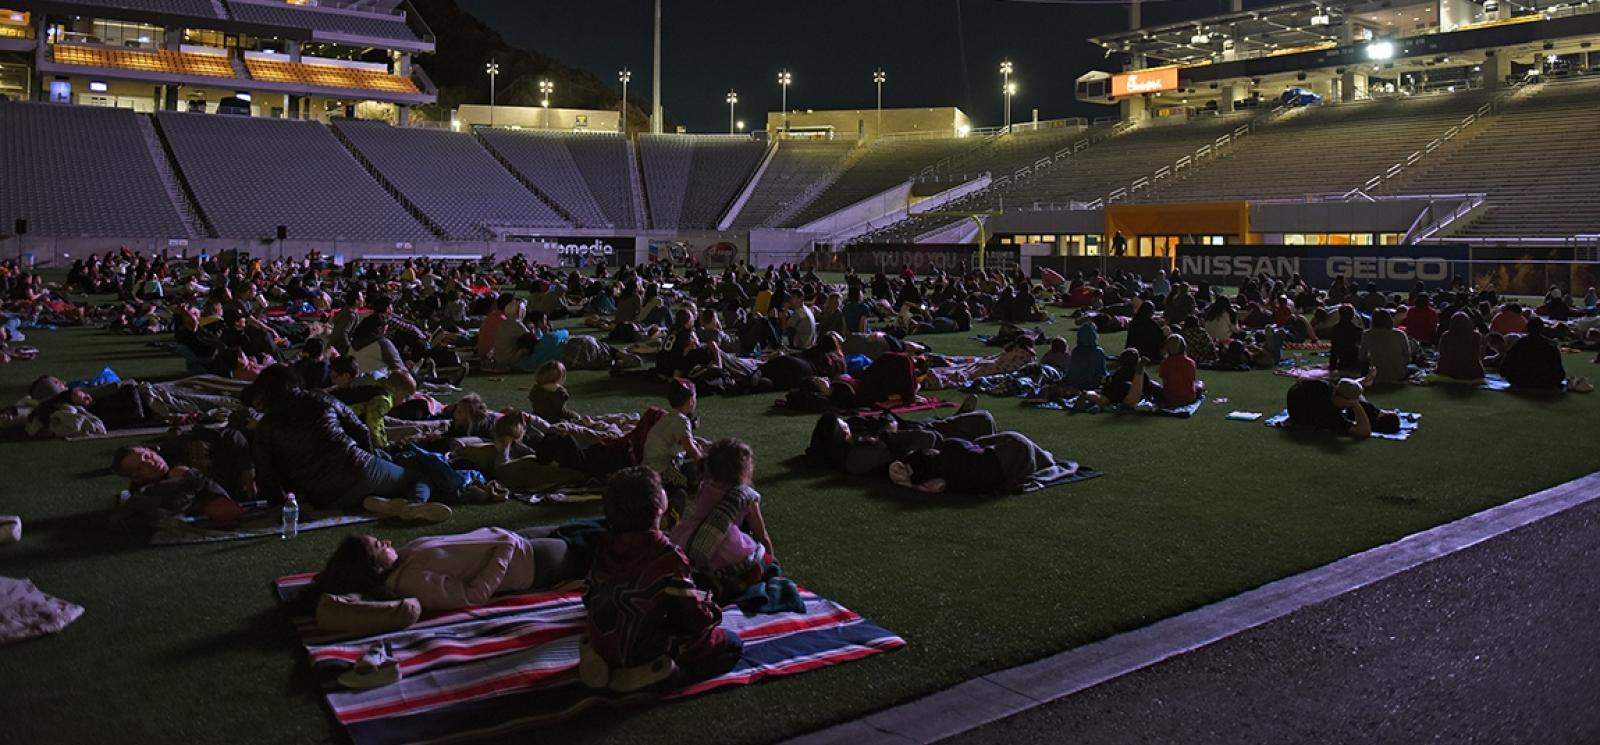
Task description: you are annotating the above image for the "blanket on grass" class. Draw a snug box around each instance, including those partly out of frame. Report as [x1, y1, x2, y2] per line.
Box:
[1016, 464, 1103, 493]
[509, 481, 606, 506]
[1263, 409, 1421, 441]
[271, 575, 905, 745]
[1410, 372, 1513, 391]
[0, 577, 85, 646]
[1027, 394, 1206, 419]
[149, 509, 374, 546]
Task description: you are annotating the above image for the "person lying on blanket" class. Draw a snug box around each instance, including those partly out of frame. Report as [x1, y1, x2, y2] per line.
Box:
[807, 408, 997, 477]
[888, 431, 1066, 495]
[1285, 372, 1400, 439]
[581, 466, 744, 693]
[113, 424, 255, 502]
[314, 524, 598, 612]
[669, 438, 778, 604]
[22, 375, 243, 438]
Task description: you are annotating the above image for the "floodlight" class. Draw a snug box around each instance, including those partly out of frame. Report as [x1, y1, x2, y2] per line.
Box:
[1366, 41, 1395, 61]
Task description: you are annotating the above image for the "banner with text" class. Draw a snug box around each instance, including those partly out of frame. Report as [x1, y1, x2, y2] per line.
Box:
[1175, 245, 1470, 291]
[509, 236, 637, 268]
[846, 244, 1020, 273]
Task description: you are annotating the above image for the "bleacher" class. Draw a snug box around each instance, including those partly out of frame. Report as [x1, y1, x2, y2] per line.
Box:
[1395, 77, 1600, 239]
[1149, 89, 1499, 203]
[223, 0, 422, 43]
[639, 135, 766, 229]
[728, 140, 854, 229]
[564, 132, 639, 229]
[779, 137, 984, 227]
[0, 102, 187, 238]
[474, 128, 610, 228]
[244, 57, 418, 95]
[53, 44, 236, 80]
[332, 119, 568, 239]
[155, 112, 432, 240]
[60, 0, 220, 19]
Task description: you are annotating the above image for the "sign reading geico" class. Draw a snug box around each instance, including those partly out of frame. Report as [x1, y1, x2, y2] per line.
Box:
[1111, 67, 1179, 97]
[1176, 245, 1468, 291]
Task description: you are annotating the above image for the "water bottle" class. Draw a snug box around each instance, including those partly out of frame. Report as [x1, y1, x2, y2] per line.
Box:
[280, 495, 300, 540]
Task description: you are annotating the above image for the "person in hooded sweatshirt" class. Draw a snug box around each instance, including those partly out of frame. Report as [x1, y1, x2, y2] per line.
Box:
[1434, 311, 1485, 382]
[1499, 316, 1567, 390]
[1064, 323, 1108, 392]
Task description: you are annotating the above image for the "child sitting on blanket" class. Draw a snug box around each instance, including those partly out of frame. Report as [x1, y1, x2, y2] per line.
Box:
[1104, 348, 1163, 408]
[669, 439, 777, 604]
[643, 381, 706, 525]
[528, 361, 585, 424]
[1158, 334, 1203, 407]
[580, 466, 743, 693]
[1039, 337, 1072, 374]
[315, 526, 593, 613]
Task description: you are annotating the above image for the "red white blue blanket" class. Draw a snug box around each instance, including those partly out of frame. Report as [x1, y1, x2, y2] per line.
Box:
[273, 573, 904, 745]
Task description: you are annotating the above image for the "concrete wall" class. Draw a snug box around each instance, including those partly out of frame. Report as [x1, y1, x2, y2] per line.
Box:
[766, 106, 970, 141]
[456, 104, 620, 132]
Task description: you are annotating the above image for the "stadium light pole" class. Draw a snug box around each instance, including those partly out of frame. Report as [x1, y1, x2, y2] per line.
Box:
[652, 0, 662, 134]
[539, 79, 554, 129]
[1000, 60, 1014, 129]
[618, 67, 631, 135]
[778, 69, 792, 136]
[873, 68, 886, 137]
[726, 90, 738, 134]
[485, 60, 499, 127]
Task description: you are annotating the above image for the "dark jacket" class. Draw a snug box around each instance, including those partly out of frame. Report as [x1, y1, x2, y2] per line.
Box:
[251, 389, 377, 508]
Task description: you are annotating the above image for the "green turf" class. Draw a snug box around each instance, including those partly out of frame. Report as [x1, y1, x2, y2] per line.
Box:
[2, 309, 1597, 744]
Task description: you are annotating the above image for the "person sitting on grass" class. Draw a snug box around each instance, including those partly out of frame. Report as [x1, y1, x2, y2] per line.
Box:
[244, 365, 449, 522]
[1327, 304, 1366, 375]
[1285, 371, 1400, 439]
[1359, 309, 1416, 384]
[1123, 301, 1166, 362]
[669, 438, 777, 603]
[315, 525, 596, 613]
[1063, 323, 1108, 393]
[528, 361, 586, 424]
[1158, 334, 1203, 408]
[580, 466, 744, 693]
[1104, 348, 1162, 409]
[643, 381, 706, 524]
[328, 368, 417, 450]
[1434, 311, 1485, 382]
[1499, 316, 1567, 390]
[1039, 336, 1072, 373]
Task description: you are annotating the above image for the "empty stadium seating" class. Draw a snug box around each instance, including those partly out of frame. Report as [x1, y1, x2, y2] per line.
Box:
[639, 134, 766, 229]
[1393, 77, 1600, 239]
[475, 128, 611, 228]
[728, 139, 854, 229]
[155, 112, 432, 240]
[564, 132, 639, 229]
[245, 56, 418, 95]
[780, 137, 985, 227]
[224, 0, 421, 42]
[53, 44, 237, 80]
[0, 101, 188, 238]
[333, 119, 568, 239]
[1149, 89, 1498, 203]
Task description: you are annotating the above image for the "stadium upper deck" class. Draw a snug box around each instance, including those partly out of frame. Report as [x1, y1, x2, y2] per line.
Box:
[0, 0, 434, 121]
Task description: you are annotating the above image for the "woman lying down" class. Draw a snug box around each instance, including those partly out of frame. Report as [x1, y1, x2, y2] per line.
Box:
[889, 431, 1078, 496]
[316, 522, 601, 613]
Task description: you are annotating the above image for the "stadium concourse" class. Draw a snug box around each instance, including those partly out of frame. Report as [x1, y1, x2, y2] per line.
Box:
[5, 0, 1600, 744]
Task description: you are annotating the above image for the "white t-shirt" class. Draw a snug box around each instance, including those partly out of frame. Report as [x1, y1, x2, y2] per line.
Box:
[787, 305, 817, 350]
[642, 411, 693, 473]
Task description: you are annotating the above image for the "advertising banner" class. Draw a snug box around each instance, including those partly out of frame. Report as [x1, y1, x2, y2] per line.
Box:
[647, 234, 746, 268]
[509, 236, 636, 268]
[846, 243, 1020, 273]
[1175, 244, 1470, 291]
[1111, 66, 1179, 97]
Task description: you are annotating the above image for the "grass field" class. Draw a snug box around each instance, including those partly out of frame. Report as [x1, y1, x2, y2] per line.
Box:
[2, 304, 1597, 745]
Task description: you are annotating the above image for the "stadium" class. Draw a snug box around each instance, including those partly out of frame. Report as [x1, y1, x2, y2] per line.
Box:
[2, 0, 1599, 744]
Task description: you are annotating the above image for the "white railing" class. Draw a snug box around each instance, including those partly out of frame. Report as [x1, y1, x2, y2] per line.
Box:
[1349, 100, 1497, 200]
[1406, 192, 1488, 243]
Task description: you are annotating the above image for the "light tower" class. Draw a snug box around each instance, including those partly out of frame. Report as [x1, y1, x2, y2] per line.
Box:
[484, 60, 499, 127]
[873, 68, 886, 137]
[726, 90, 738, 134]
[618, 67, 631, 135]
[1000, 60, 1014, 129]
[539, 79, 554, 129]
[777, 69, 792, 135]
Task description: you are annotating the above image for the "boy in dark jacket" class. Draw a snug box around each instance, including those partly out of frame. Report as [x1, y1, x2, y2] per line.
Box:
[579, 466, 742, 693]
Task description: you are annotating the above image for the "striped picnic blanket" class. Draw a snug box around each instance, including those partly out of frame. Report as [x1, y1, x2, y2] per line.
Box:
[273, 574, 905, 745]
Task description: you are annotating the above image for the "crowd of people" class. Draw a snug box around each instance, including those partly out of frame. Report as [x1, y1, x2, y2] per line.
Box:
[4, 246, 1595, 692]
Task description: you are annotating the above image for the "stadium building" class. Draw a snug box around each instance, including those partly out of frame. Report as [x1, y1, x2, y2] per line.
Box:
[1, 0, 1598, 287]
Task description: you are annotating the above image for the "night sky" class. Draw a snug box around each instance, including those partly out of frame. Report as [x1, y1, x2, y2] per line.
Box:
[458, 0, 1267, 133]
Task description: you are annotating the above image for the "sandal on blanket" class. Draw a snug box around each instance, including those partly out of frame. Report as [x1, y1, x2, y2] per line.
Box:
[337, 642, 401, 690]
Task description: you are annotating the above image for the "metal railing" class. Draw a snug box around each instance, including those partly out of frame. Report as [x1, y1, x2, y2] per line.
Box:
[1407, 193, 1488, 243]
[1106, 107, 1285, 205]
[1350, 100, 1497, 198]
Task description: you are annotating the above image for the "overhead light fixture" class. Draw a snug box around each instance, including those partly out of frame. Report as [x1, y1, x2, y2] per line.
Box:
[1366, 41, 1396, 61]
[1311, 12, 1331, 26]
[1191, 31, 1211, 45]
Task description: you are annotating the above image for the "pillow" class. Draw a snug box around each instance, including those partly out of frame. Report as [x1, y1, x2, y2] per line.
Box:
[316, 593, 421, 635]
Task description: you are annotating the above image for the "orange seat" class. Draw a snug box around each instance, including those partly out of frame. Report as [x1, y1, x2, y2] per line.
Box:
[53, 44, 235, 79]
[244, 57, 418, 95]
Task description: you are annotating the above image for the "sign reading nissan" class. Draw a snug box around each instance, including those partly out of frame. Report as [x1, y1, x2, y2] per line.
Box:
[1111, 66, 1179, 97]
[1175, 245, 1469, 291]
